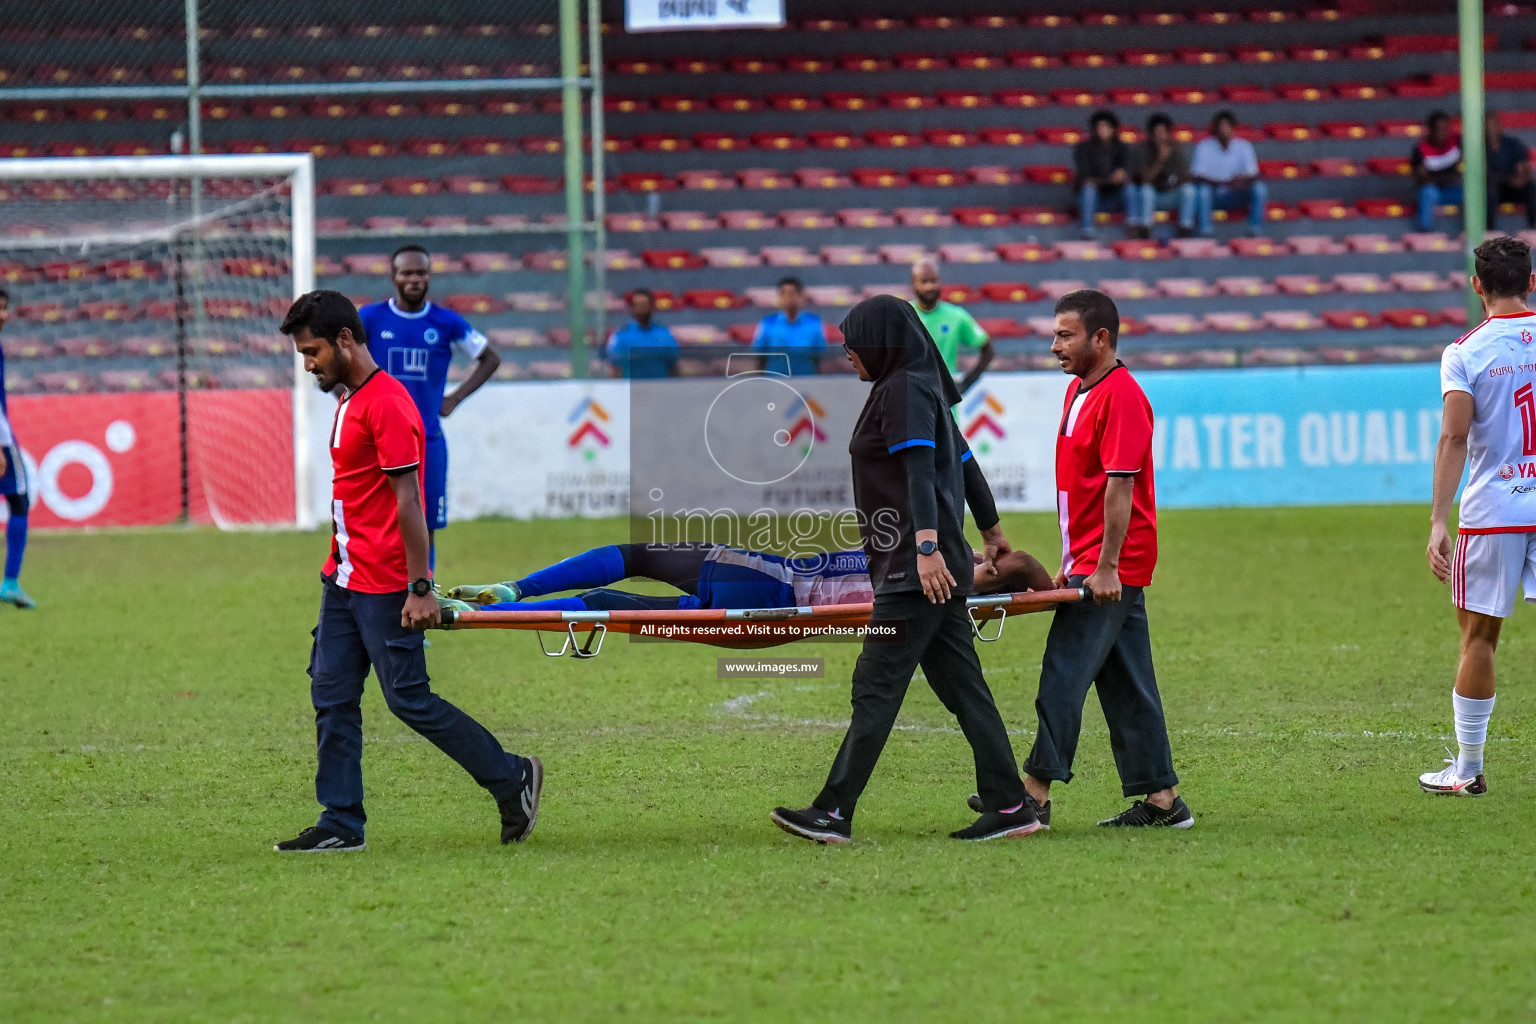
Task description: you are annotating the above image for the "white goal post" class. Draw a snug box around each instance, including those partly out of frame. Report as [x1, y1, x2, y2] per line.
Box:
[0, 153, 318, 529]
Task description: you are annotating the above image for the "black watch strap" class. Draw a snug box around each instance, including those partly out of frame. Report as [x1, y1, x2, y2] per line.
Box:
[410, 577, 433, 597]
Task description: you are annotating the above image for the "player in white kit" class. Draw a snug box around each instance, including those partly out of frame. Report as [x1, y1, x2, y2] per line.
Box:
[1424, 235, 1536, 796]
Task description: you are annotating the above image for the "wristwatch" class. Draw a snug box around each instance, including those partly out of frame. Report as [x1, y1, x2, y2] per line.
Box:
[410, 577, 434, 597]
[917, 540, 938, 556]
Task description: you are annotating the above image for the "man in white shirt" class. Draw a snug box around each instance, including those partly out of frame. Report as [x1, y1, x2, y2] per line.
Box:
[1424, 235, 1536, 797]
[1189, 110, 1268, 237]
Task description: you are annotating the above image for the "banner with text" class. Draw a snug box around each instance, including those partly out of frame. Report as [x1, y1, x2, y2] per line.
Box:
[626, 0, 785, 32]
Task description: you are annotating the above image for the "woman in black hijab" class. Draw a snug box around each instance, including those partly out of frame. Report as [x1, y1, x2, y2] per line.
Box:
[770, 295, 1043, 844]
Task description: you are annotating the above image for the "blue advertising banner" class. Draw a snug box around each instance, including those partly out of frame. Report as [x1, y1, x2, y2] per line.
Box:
[1139, 364, 1443, 508]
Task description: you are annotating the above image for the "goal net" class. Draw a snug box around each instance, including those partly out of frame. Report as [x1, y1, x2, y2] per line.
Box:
[0, 154, 316, 529]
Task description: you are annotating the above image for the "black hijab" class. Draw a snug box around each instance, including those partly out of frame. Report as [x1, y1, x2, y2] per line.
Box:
[839, 294, 962, 409]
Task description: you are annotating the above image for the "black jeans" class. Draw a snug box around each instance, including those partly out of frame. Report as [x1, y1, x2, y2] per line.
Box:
[1024, 576, 1178, 798]
[814, 591, 1027, 818]
[309, 575, 526, 838]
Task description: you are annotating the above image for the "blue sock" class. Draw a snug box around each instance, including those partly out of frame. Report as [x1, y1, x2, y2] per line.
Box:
[482, 597, 588, 612]
[516, 545, 626, 598]
[4, 512, 26, 581]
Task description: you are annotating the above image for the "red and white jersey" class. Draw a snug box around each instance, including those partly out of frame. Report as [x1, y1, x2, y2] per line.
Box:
[322, 370, 426, 592]
[1442, 310, 1536, 533]
[1056, 363, 1159, 587]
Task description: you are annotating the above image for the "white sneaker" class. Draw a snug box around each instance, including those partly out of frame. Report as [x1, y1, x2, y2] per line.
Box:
[1418, 751, 1487, 796]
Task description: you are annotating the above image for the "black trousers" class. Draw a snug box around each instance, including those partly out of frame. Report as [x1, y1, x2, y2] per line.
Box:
[1489, 179, 1536, 229]
[1024, 576, 1178, 798]
[814, 590, 1027, 818]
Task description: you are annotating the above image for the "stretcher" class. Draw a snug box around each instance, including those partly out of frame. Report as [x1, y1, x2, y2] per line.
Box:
[435, 587, 1088, 659]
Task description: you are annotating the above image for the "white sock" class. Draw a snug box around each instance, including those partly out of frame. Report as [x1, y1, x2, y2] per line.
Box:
[1452, 690, 1496, 777]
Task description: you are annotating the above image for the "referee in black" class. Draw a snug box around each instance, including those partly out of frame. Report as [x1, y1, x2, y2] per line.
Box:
[771, 295, 1042, 844]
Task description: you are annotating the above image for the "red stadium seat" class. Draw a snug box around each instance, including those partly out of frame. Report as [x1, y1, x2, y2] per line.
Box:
[779, 209, 836, 229]
[1382, 308, 1436, 329]
[1311, 158, 1366, 178]
[767, 93, 821, 111]
[867, 129, 921, 149]
[683, 289, 746, 310]
[382, 176, 440, 196]
[879, 243, 929, 264]
[1227, 237, 1288, 258]
[821, 246, 879, 266]
[1356, 198, 1411, 219]
[954, 207, 1010, 227]
[839, 209, 895, 228]
[1108, 88, 1160, 106]
[1175, 47, 1230, 65]
[669, 57, 720, 74]
[784, 56, 832, 74]
[1165, 86, 1219, 105]
[1233, 45, 1285, 64]
[617, 172, 675, 193]
[701, 248, 762, 268]
[1012, 207, 1072, 227]
[938, 243, 996, 264]
[980, 282, 1043, 303]
[727, 57, 780, 74]
[342, 254, 391, 275]
[761, 246, 817, 267]
[1275, 275, 1333, 295]
[604, 96, 649, 114]
[1259, 160, 1308, 181]
[634, 133, 688, 152]
[996, 242, 1058, 263]
[882, 92, 935, 110]
[976, 318, 1028, 339]
[1223, 85, 1277, 104]
[838, 55, 892, 73]
[445, 175, 498, 195]
[826, 93, 875, 111]
[719, 210, 774, 230]
[1345, 233, 1404, 254]
[753, 132, 807, 152]
[693, 134, 750, 153]
[603, 250, 644, 270]
[807, 130, 862, 151]
[1298, 199, 1355, 220]
[796, 168, 852, 189]
[1054, 241, 1114, 261]
[1205, 312, 1264, 333]
[968, 166, 1019, 186]
[1285, 235, 1347, 255]
[1142, 313, 1206, 334]
[1023, 166, 1073, 185]
[660, 211, 718, 231]
[1112, 240, 1167, 261]
[979, 127, 1034, 147]
[1216, 276, 1275, 296]
[910, 167, 962, 187]
[1403, 232, 1456, 253]
[1391, 271, 1450, 292]
[1036, 126, 1086, 146]
[850, 168, 907, 189]
[1334, 273, 1392, 294]
[442, 295, 508, 316]
[641, 250, 706, 271]
[1156, 277, 1216, 298]
[712, 94, 764, 113]
[1367, 156, 1414, 177]
[738, 169, 795, 190]
[58, 336, 120, 358]
[993, 89, 1044, 108]
[508, 292, 561, 313]
[463, 252, 518, 273]
[605, 213, 655, 232]
[1122, 50, 1175, 66]
[925, 129, 979, 149]
[1098, 279, 1155, 300]
[1379, 119, 1423, 138]
[679, 171, 736, 191]
[896, 207, 954, 227]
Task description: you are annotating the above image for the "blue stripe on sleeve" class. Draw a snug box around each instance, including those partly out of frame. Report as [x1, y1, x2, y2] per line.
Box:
[888, 439, 937, 453]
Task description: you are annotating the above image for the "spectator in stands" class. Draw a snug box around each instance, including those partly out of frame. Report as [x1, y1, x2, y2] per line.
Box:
[1190, 110, 1268, 237]
[1412, 110, 1463, 233]
[606, 288, 678, 379]
[752, 277, 826, 377]
[1135, 113, 1197, 239]
[1073, 110, 1144, 240]
[909, 258, 994, 394]
[1486, 111, 1536, 232]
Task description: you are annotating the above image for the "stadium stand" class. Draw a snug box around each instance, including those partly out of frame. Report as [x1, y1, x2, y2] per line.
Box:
[2, 3, 1536, 388]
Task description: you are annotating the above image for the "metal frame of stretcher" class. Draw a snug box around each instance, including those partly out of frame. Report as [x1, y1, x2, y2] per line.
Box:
[435, 587, 1089, 660]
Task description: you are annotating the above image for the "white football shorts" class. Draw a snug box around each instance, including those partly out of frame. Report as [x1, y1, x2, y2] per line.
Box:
[1452, 531, 1536, 619]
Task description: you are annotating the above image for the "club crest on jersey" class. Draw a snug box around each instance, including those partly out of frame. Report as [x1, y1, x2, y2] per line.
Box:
[424, 328, 441, 345]
[1523, 329, 1533, 345]
[1500, 464, 1517, 481]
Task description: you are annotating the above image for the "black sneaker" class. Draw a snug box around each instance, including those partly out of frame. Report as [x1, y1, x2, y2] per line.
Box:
[1097, 796, 1193, 828]
[967, 792, 1051, 830]
[950, 802, 1043, 841]
[499, 755, 544, 844]
[770, 805, 852, 845]
[274, 826, 366, 852]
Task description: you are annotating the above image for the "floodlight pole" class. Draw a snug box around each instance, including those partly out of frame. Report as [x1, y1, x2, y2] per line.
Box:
[560, 0, 589, 376]
[1459, 0, 1487, 326]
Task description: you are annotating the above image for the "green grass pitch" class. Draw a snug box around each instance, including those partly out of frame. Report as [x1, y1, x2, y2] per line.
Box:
[3, 506, 1535, 1022]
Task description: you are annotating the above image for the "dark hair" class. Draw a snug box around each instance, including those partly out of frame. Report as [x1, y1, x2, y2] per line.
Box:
[1474, 236, 1532, 299]
[777, 276, 804, 291]
[1425, 109, 1452, 130]
[280, 289, 366, 345]
[628, 287, 654, 303]
[1210, 109, 1238, 132]
[391, 243, 430, 266]
[0, 286, 9, 304]
[1146, 112, 1174, 134]
[1089, 108, 1119, 131]
[1054, 289, 1120, 348]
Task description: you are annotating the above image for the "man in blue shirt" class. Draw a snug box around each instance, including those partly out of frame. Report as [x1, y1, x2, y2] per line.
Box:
[1486, 112, 1535, 231]
[358, 245, 501, 560]
[751, 277, 826, 377]
[0, 287, 34, 608]
[606, 289, 679, 379]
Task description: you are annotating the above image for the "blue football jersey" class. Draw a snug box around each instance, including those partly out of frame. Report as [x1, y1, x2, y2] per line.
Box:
[357, 298, 488, 439]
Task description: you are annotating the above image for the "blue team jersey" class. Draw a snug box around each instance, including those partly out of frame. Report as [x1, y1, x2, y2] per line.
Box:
[751, 311, 827, 377]
[357, 299, 488, 439]
[607, 320, 679, 379]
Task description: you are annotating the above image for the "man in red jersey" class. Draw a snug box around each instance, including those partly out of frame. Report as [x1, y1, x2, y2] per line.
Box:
[273, 290, 541, 852]
[1026, 289, 1190, 829]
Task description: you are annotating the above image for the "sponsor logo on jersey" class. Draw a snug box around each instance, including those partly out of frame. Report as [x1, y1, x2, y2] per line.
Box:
[380, 330, 395, 339]
[1500, 464, 1517, 480]
[390, 348, 430, 382]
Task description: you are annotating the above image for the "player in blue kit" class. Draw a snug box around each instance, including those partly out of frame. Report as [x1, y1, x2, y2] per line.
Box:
[0, 287, 34, 609]
[358, 245, 501, 566]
